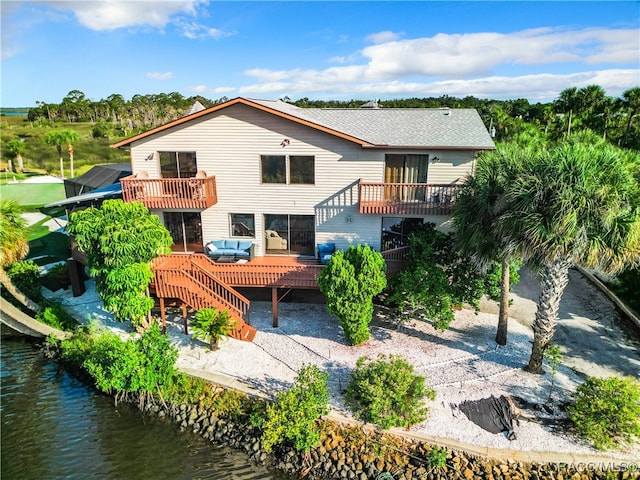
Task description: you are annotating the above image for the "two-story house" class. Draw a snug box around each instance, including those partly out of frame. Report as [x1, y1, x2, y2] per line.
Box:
[112, 97, 494, 339]
[114, 97, 494, 255]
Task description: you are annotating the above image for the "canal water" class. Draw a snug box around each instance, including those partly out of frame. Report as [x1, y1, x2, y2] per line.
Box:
[1, 329, 293, 480]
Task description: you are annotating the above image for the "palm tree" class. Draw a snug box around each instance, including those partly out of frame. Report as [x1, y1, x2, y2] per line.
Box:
[556, 87, 581, 137]
[0, 200, 40, 312]
[621, 86, 640, 148]
[453, 139, 536, 345]
[191, 308, 235, 350]
[501, 134, 640, 373]
[5, 139, 26, 173]
[43, 129, 79, 178]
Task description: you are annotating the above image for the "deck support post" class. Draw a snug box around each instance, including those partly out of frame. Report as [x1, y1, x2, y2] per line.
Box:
[159, 297, 166, 333]
[182, 302, 188, 335]
[271, 287, 279, 327]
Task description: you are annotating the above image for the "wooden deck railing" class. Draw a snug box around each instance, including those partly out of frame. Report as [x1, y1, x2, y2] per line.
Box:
[120, 175, 217, 209]
[359, 181, 460, 215]
[381, 246, 409, 276]
[153, 254, 250, 322]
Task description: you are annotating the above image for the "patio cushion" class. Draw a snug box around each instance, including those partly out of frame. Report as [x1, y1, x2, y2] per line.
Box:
[238, 240, 253, 250]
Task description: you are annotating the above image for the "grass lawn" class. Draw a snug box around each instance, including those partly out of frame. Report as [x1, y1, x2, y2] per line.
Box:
[0, 182, 65, 210]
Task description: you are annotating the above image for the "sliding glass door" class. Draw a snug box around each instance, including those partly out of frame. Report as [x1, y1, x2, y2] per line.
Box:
[165, 212, 203, 252]
[384, 154, 429, 201]
[264, 214, 315, 256]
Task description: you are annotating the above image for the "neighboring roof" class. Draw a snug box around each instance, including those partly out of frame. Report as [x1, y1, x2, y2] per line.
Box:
[41, 182, 122, 218]
[63, 163, 131, 196]
[184, 100, 206, 116]
[111, 97, 495, 150]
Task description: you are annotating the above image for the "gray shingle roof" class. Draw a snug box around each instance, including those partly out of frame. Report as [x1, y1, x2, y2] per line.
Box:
[251, 99, 495, 149]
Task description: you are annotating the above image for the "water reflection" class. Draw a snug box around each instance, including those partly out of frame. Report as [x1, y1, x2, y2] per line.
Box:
[1, 330, 291, 480]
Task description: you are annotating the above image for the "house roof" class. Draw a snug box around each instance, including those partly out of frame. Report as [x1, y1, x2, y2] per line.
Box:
[41, 182, 122, 218]
[63, 163, 131, 194]
[111, 97, 495, 150]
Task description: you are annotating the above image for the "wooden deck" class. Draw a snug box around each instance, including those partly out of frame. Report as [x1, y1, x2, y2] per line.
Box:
[120, 175, 217, 209]
[151, 248, 408, 335]
[359, 181, 460, 215]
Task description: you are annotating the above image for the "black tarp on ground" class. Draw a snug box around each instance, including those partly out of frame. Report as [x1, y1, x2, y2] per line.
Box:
[63, 163, 131, 197]
[455, 395, 519, 440]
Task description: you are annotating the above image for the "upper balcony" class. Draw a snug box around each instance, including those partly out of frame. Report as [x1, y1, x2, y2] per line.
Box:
[120, 174, 217, 210]
[359, 181, 461, 216]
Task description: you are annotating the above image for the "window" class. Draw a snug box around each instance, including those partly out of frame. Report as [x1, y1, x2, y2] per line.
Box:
[261, 155, 286, 183]
[159, 151, 197, 178]
[261, 155, 315, 185]
[230, 214, 255, 237]
[289, 156, 314, 184]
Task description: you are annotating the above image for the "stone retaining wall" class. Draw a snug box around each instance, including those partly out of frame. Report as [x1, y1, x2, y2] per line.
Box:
[139, 397, 638, 480]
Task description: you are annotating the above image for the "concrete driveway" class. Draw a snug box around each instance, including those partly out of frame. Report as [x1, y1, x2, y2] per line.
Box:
[480, 266, 640, 380]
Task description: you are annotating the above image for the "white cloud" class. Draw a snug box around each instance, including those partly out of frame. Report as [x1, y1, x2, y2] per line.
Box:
[187, 85, 236, 94]
[147, 72, 173, 80]
[45, 0, 202, 31]
[360, 27, 640, 80]
[236, 69, 639, 102]
[365, 30, 402, 44]
[174, 19, 234, 39]
[236, 26, 639, 100]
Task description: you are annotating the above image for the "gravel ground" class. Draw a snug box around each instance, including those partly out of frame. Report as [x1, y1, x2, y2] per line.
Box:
[45, 276, 640, 462]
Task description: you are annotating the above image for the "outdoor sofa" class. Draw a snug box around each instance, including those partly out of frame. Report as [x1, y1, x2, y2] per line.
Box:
[205, 239, 255, 260]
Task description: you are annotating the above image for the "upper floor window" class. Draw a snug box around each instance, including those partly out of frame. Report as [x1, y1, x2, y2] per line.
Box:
[261, 155, 314, 185]
[160, 151, 197, 178]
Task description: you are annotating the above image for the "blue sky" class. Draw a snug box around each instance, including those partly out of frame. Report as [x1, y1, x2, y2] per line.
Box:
[1, 1, 639, 108]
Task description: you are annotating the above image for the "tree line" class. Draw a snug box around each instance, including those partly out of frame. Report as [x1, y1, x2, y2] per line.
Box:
[24, 85, 640, 149]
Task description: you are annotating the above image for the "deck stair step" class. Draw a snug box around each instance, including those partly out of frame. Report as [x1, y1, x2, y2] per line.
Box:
[153, 257, 256, 342]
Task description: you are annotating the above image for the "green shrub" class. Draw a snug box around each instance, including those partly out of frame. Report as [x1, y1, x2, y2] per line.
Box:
[318, 244, 387, 345]
[346, 354, 435, 429]
[6, 260, 41, 301]
[191, 308, 235, 350]
[36, 300, 78, 331]
[60, 322, 179, 400]
[261, 364, 329, 452]
[567, 376, 640, 450]
[387, 223, 486, 330]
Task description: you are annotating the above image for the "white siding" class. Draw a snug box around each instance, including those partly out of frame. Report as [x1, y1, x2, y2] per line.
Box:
[128, 104, 474, 256]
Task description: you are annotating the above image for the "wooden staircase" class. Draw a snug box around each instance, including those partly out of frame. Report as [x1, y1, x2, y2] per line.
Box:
[153, 255, 256, 342]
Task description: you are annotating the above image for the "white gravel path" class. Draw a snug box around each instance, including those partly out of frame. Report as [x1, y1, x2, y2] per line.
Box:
[44, 279, 640, 462]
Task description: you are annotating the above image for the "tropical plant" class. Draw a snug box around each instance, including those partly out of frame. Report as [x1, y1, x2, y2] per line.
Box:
[500, 135, 640, 373]
[4, 138, 26, 173]
[43, 129, 79, 178]
[191, 308, 235, 350]
[543, 342, 562, 401]
[36, 300, 78, 331]
[68, 322, 179, 404]
[346, 354, 434, 429]
[387, 223, 487, 331]
[67, 199, 173, 327]
[260, 364, 329, 452]
[567, 376, 640, 450]
[6, 260, 41, 302]
[318, 244, 387, 345]
[0, 200, 40, 312]
[453, 140, 537, 344]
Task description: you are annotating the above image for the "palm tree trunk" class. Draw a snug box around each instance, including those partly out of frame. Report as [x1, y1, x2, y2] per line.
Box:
[67, 144, 74, 178]
[16, 154, 23, 173]
[0, 268, 41, 313]
[525, 259, 571, 374]
[495, 257, 510, 345]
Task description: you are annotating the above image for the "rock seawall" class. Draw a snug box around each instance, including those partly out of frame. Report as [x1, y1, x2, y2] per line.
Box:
[139, 396, 638, 480]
